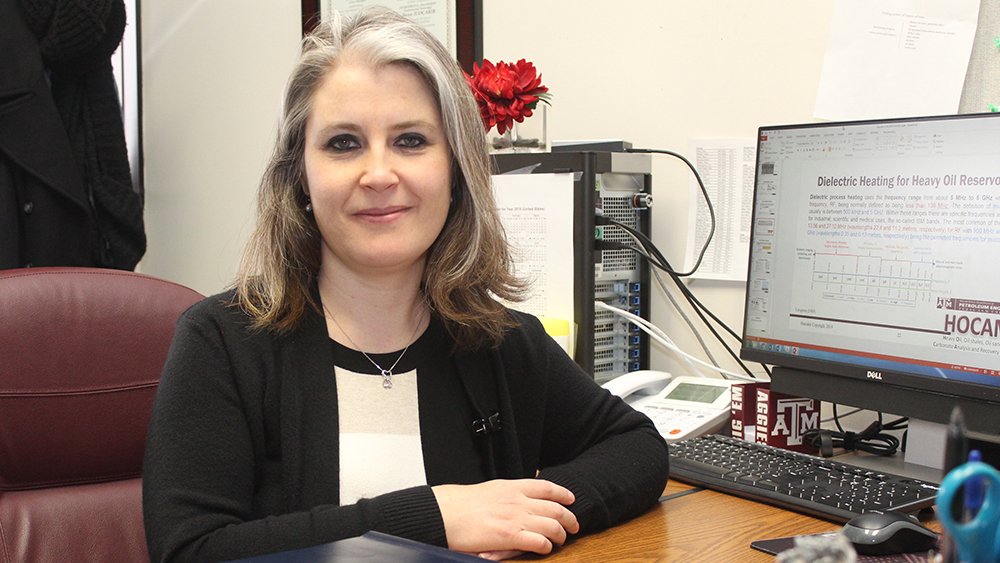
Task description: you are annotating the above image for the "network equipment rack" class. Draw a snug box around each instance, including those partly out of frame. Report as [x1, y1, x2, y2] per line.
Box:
[493, 151, 652, 383]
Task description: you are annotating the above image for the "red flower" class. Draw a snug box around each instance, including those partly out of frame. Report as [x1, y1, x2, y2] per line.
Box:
[465, 59, 550, 135]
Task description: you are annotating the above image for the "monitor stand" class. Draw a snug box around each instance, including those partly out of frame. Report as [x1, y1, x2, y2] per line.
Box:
[903, 419, 947, 470]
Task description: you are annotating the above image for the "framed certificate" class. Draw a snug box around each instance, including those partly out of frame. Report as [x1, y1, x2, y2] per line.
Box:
[301, 0, 481, 73]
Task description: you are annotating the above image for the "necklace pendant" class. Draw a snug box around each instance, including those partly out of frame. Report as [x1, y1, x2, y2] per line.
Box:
[381, 369, 393, 389]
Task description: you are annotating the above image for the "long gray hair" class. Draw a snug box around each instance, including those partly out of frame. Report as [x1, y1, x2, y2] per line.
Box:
[235, 7, 523, 349]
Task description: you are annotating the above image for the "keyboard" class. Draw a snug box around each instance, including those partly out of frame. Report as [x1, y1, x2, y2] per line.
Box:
[669, 434, 939, 522]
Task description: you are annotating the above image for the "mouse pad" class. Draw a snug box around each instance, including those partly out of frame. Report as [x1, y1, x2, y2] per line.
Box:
[751, 534, 934, 562]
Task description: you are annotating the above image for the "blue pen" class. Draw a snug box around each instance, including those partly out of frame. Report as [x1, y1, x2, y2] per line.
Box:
[965, 450, 985, 520]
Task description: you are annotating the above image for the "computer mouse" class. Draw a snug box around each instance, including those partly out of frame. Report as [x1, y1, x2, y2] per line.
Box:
[841, 510, 938, 556]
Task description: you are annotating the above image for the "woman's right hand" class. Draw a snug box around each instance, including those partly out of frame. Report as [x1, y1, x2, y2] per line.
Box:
[431, 479, 579, 558]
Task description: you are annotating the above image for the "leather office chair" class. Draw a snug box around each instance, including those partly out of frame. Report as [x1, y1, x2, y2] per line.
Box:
[0, 267, 203, 563]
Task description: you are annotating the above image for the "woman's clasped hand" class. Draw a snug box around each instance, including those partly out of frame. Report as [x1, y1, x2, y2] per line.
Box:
[433, 479, 580, 558]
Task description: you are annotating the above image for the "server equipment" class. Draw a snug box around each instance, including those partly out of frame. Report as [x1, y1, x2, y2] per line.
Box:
[493, 151, 652, 383]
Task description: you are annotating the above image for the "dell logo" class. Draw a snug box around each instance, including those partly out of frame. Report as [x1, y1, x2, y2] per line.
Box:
[867, 371, 883, 380]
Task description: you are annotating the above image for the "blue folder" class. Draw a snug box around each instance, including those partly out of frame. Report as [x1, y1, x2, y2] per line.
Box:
[221, 532, 485, 562]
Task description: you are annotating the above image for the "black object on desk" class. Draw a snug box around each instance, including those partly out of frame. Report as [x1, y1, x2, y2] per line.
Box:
[220, 532, 483, 563]
[751, 534, 935, 562]
[670, 434, 938, 522]
[841, 511, 938, 556]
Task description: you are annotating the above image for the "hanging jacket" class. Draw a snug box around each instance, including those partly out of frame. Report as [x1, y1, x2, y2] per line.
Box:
[0, 0, 145, 270]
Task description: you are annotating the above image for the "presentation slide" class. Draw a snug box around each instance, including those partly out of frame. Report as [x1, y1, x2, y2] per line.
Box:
[787, 158, 1000, 371]
[746, 120, 1000, 380]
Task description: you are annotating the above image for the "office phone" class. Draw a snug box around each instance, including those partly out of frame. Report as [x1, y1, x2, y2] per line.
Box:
[603, 370, 734, 442]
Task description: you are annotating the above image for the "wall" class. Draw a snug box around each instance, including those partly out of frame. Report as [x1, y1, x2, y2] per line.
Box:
[139, 0, 838, 306]
[139, 0, 997, 386]
[135, 0, 845, 376]
[482, 1, 1000, 437]
[140, 0, 300, 296]
[483, 0, 838, 378]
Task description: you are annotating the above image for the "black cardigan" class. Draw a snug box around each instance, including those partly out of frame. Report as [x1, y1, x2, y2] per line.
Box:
[142, 292, 670, 563]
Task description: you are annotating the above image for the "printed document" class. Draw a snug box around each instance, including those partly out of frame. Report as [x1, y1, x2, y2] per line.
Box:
[322, 0, 455, 56]
[814, 0, 980, 121]
[685, 139, 757, 281]
[491, 173, 576, 327]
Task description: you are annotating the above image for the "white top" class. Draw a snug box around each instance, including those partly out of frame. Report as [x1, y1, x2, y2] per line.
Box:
[335, 366, 426, 505]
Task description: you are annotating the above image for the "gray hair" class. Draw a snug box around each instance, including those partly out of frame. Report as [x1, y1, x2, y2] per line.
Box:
[235, 7, 523, 348]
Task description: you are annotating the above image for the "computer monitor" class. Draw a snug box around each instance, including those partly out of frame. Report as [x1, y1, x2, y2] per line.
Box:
[741, 113, 1000, 439]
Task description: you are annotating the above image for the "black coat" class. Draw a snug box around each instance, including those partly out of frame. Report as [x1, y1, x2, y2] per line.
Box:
[143, 293, 671, 563]
[0, 0, 145, 270]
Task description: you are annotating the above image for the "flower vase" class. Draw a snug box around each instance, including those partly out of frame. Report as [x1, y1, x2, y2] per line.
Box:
[491, 105, 548, 153]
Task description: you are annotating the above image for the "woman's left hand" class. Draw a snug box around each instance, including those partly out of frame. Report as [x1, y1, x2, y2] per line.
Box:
[471, 549, 524, 560]
[432, 478, 579, 557]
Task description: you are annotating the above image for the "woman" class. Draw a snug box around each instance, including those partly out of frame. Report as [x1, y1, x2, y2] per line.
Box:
[142, 8, 669, 563]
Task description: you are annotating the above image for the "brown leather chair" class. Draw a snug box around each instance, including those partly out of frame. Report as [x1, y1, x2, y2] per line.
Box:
[0, 267, 203, 563]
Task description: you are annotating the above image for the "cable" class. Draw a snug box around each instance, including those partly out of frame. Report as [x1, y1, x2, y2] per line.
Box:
[597, 218, 745, 343]
[597, 301, 756, 381]
[829, 406, 907, 433]
[808, 407, 909, 457]
[803, 420, 901, 457]
[624, 147, 715, 277]
[597, 231, 762, 378]
[597, 231, 758, 378]
[819, 406, 864, 425]
[594, 300, 694, 372]
[883, 416, 909, 432]
[600, 146, 768, 378]
[650, 265, 722, 368]
[833, 404, 847, 434]
[595, 301, 763, 382]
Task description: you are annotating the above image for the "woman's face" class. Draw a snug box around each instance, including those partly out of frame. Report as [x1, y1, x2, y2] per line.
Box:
[303, 58, 452, 278]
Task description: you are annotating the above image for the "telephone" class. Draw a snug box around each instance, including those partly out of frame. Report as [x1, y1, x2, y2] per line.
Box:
[600, 369, 673, 404]
[603, 371, 734, 443]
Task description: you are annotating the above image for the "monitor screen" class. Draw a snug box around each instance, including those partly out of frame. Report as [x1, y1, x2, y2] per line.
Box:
[741, 113, 1000, 434]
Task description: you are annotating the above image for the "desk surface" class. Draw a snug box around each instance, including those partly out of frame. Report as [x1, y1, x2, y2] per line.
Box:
[512, 480, 941, 563]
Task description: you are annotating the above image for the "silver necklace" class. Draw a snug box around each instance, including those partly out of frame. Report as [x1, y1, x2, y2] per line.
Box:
[322, 303, 424, 389]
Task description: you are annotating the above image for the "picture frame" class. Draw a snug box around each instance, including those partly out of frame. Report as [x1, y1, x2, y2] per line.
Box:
[300, 0, 482, 74]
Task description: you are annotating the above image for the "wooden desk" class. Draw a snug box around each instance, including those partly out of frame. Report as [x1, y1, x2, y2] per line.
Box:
[513, 480, 941, 563]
